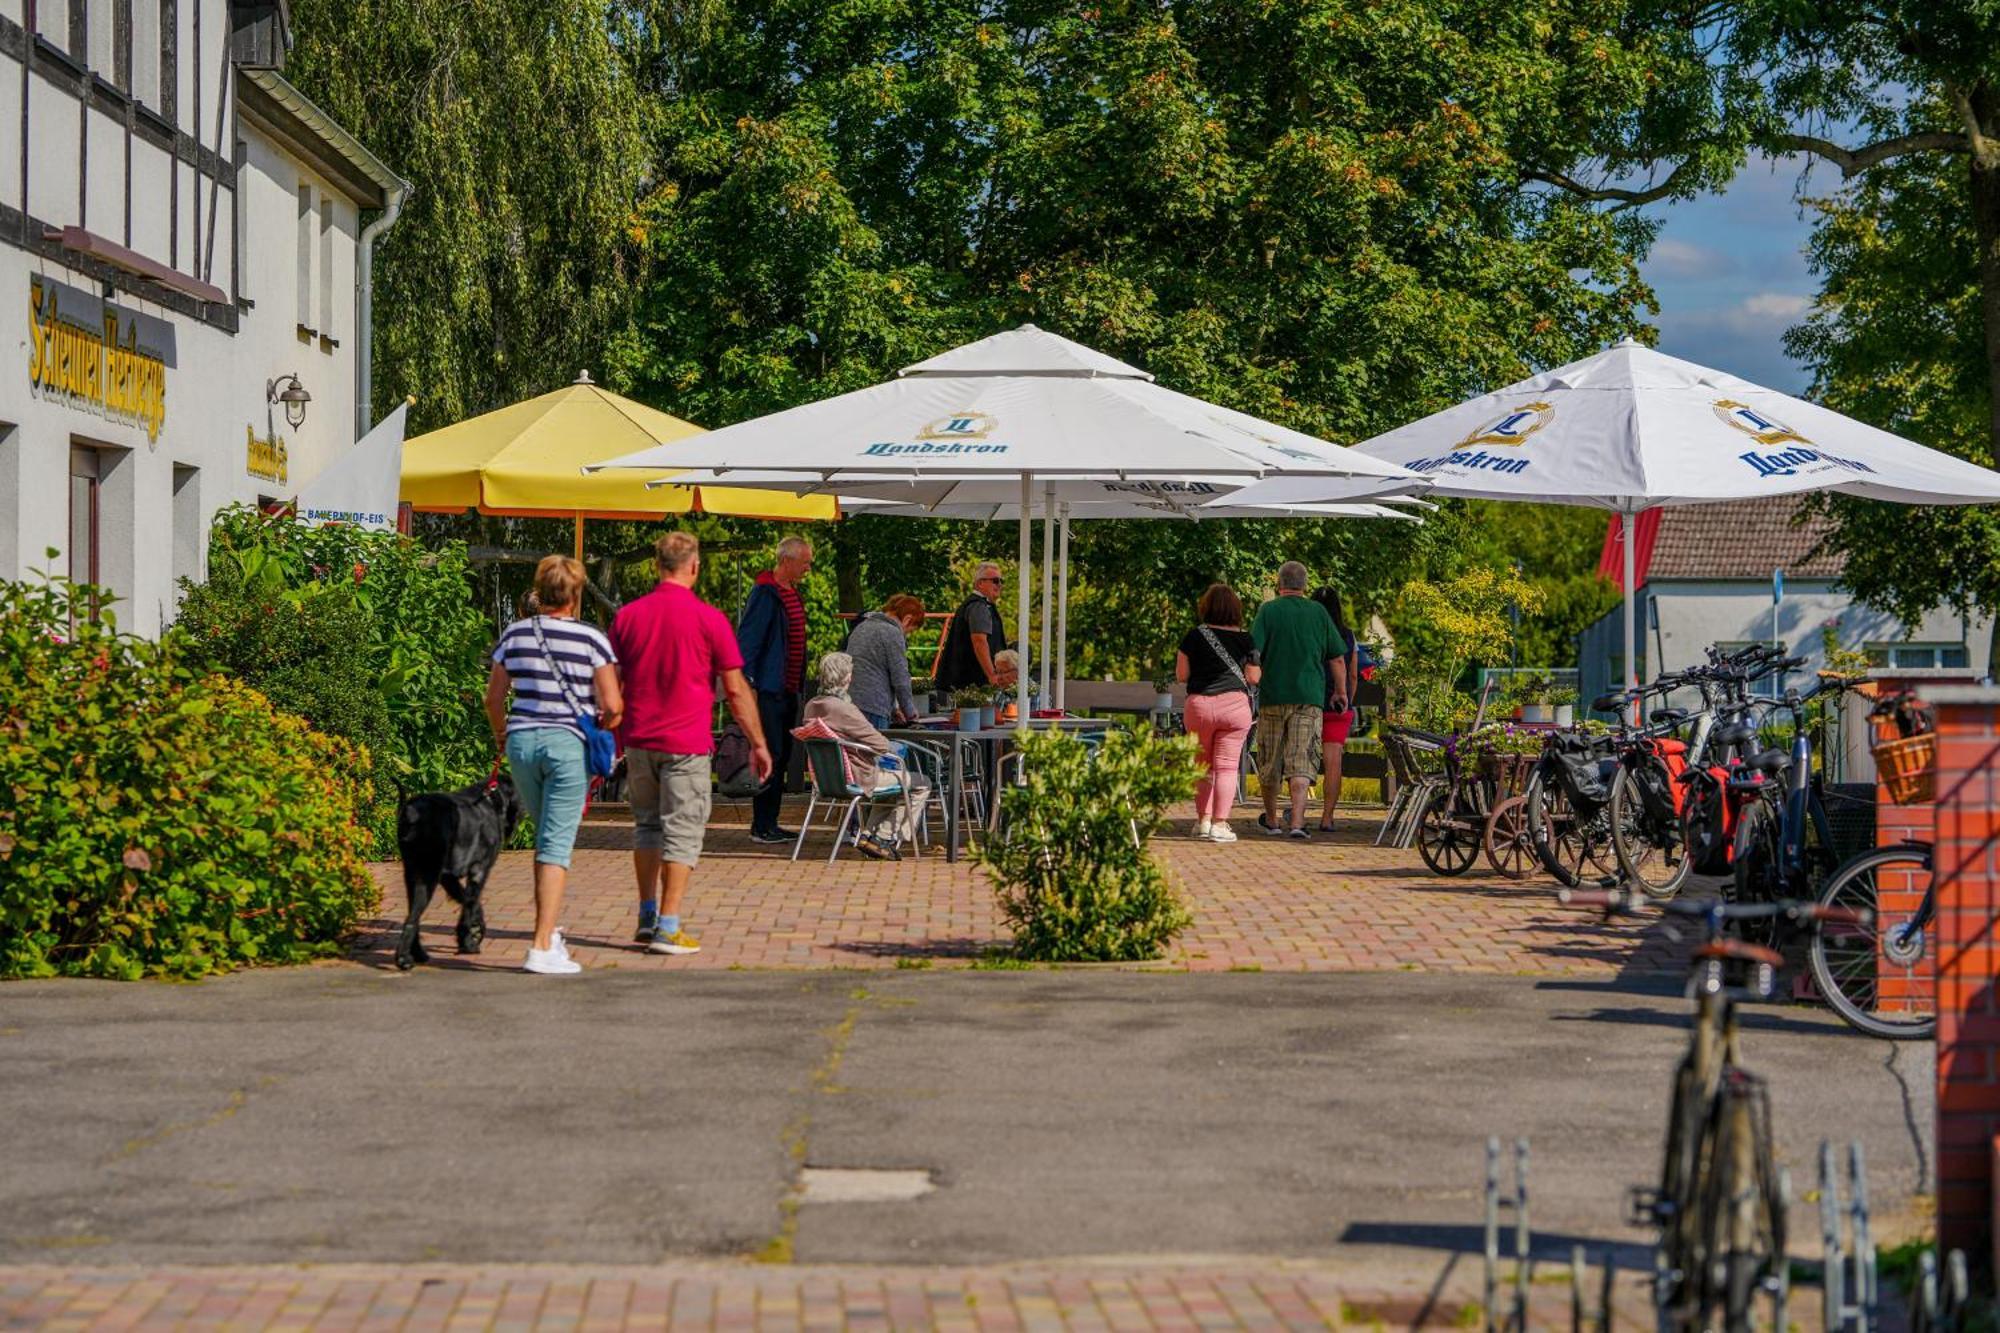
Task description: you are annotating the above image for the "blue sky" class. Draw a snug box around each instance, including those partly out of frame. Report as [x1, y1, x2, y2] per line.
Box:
[1635, 154, 1835, 394]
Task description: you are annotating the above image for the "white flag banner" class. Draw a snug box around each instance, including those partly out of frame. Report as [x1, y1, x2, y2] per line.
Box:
[296, 402, 407, 530]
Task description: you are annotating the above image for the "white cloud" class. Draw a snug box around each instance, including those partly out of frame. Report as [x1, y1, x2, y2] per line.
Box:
[1738, 292, 1811, 320]
[1643, 237, 1737, 280]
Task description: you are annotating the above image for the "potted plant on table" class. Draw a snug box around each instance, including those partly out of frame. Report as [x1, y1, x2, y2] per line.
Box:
[951, 686, 989, 730]
[1549, 686, 1578, 728]
[1518, 673, 1554, 724]
[1149, 664, 1176, 714]
[911, 675, 935, 715]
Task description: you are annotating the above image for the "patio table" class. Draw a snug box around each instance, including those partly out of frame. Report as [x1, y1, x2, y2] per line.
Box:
[885, 718, 1113, 861]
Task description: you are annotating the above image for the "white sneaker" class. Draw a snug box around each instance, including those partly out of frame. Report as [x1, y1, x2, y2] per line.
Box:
[1209, 822, 1237, 843]
[523, 944, 581, 975]
[1194, 817, 1212, 839]
[550, 928, 571, 960]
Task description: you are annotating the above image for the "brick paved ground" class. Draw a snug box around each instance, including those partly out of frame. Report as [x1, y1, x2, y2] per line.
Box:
[0, 1260, 1733, 1331]
[352, 801, 1688, 977]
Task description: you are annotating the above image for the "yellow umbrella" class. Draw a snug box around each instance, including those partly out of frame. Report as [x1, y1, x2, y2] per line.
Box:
[401, 371, 835, 558]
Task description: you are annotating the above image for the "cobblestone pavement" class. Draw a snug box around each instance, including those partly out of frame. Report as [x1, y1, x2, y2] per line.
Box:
[352, 803, 1689, 977]
[0, 1260, 1724, 1331]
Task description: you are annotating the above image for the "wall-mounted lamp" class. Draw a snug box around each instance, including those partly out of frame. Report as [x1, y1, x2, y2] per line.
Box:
[268, 373, 311, 429]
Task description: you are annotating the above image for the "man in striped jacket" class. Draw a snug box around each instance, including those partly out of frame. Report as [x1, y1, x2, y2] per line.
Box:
[737, 535, 813, 843]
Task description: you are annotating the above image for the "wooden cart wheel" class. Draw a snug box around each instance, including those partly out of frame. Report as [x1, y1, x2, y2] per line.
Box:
[1416, 786, 1481, 877]
[1482, 794, 1535, 880]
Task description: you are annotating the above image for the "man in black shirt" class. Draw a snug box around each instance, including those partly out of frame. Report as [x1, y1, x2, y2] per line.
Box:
[933, 562, 1009, 693]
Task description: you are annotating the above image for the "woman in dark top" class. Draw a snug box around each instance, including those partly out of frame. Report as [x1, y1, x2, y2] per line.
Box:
[1312, 585, 1363, 832]
[1174, 583, 1262, 842]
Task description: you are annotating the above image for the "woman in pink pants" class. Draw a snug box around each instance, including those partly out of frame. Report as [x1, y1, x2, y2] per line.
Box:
[1175, 584, 1262, 842]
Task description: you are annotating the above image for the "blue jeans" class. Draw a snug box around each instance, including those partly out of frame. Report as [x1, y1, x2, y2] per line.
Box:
[506, 726, 589, 867]
[863, 710, 890, 730]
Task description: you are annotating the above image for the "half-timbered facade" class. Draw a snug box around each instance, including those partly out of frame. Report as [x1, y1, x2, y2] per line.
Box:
[0, 0, 406, 629]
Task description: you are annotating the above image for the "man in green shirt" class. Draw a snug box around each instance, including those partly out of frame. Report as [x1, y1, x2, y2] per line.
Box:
[1250, 561, 1348, 837]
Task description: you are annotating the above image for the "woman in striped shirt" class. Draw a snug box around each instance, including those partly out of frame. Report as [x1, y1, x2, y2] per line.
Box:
[484, 556, 623, 975]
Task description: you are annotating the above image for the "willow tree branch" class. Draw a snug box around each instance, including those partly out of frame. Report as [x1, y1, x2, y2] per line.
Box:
[1770, 129, 1970, 177]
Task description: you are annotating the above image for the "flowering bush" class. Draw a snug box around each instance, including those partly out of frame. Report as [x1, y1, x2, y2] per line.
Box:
[1, 565, 376, 979]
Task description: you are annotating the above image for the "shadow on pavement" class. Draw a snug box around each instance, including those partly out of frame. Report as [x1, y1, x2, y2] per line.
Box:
[1340, 1221, 1653, 1270]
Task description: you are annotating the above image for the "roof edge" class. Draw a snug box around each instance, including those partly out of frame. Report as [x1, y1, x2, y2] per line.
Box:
[236, 66, 410, 208]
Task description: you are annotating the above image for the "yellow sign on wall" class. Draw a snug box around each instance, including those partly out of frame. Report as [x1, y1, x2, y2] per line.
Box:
[246, 426, 288, 484]
[27, 275, 171, 443]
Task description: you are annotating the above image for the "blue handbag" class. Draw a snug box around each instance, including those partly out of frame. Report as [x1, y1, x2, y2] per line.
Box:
[531, 617, 618, 779]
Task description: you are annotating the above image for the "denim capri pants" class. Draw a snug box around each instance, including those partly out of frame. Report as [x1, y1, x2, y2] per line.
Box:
[505, 726, 589, 868]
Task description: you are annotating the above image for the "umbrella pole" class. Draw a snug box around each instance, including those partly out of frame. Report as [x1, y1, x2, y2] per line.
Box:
[1017, 473, 1032, 736]
[1056, 505, 1070, 712]
[573, 513, 585, 563]
[1623, 505, 1641, 723]
[1038, 483, 1054, 706]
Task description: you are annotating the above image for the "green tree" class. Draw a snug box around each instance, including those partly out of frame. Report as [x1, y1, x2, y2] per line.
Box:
[1523, 2, 2000, 622]
[286, 0, 653, 432]
[1786, 153, 2000, 624]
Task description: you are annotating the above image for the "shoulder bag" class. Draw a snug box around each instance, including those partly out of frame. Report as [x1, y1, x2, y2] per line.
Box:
[1196, 625, 1256, 714]
[530, 618, 618, 779]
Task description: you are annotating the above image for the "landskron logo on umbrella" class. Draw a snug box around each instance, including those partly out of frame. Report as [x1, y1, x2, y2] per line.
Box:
[1711, 398, 1877, 480]
[864, 411, 1009, 457]
[1458, 401, 1554, 448]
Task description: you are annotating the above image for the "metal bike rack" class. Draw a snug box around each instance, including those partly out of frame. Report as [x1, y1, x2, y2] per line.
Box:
[1910, 1247, 1972, 1332]
[1567, 1243, 1617, 1332]
[1484, 1136, 1531, 1333]
[1818, 1140, 1878, 1333]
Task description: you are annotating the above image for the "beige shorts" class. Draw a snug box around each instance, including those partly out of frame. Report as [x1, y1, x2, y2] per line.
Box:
[1257, 703, 1323, 782]
[628, 749, 712, 866]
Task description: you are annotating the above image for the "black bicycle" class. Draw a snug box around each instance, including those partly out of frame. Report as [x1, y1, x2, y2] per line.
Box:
[1565, 887, 1867, 1330]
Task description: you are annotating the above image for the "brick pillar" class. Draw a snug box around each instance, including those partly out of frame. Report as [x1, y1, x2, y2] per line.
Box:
[1927, 686, 2000, 1267]
[1877, 748, 1936, 1016]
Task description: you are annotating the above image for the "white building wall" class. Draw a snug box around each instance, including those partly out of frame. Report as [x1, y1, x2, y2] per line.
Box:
[1649, 579, 1993, 679]
[1, 0, 384, 634]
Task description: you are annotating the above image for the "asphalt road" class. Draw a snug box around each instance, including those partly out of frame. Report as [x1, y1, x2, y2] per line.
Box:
[0, 969, 1932, 1274]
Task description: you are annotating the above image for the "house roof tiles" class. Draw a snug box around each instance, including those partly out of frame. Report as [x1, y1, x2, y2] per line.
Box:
[1643, 496, 1843, 581]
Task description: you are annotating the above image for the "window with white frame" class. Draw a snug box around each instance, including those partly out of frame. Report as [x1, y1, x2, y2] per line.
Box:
[87, 0, 112, 76]
[1864, 642, 1970, 670]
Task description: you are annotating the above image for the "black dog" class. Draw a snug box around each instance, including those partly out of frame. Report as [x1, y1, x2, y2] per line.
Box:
[394, 776, 524, 970]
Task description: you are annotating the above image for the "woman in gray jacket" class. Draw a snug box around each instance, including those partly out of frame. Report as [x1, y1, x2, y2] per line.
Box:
[846, 594, 925, 728]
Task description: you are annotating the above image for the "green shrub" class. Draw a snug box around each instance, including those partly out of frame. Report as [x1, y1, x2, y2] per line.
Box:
[1, 565, 377, 979]
[179, 506, 495, 854]
[977, 728, 1196, 962]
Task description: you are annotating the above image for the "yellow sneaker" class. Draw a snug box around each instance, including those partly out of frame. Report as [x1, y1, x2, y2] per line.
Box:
[647, 930, 701, 957]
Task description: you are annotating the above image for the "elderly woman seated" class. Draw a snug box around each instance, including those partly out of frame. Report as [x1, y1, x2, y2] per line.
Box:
[800, 652, 933, 861]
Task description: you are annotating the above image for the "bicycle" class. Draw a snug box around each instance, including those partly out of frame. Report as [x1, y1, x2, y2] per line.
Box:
[1524, 725, 1622, 887]
[1727, 672, 1869, 940]
[1806, 692, 1939, 1041]
[1564, 886, 1868, 1330]
[1604, 645, 1789, 900]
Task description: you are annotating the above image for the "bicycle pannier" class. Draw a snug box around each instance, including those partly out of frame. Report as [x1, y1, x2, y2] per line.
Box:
[1679, 766, 1736, 875]
[1553, 735, 1611, 815]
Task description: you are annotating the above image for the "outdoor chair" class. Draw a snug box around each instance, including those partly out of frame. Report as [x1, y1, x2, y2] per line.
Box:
[1377, 727, 1445, 850]
[792, 735, 930, 864]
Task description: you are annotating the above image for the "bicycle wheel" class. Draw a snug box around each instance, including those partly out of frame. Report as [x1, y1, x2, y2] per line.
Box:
[1807, 845, 1937, 1040]
[1728, 797, 1783, 943]
[1610, 761, 1693, 900]
[1527, 775, 1587, 886]
[1481, 795, 1535, 879]
[1696, 1070, 1784, 1330]
[1416, 786, 1479, 876]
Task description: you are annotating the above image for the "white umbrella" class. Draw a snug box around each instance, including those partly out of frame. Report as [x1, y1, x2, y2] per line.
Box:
[595, 325, 1425, 726]
[1220, 337, 2000, 700]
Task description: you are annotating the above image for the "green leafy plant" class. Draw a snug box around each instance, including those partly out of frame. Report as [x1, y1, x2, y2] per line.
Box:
[179, 506, 495, 854]
[951, 686, 991, 708]
[1548, 686, 1578, 707]
[977, 728, 1196, 962]
[1, 564, 376, 979]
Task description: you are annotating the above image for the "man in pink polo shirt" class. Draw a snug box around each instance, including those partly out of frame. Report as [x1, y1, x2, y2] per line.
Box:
[611, 531, 772, 956]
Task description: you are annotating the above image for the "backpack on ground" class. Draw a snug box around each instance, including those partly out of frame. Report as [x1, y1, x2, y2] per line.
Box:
[715, 724, 761, 797]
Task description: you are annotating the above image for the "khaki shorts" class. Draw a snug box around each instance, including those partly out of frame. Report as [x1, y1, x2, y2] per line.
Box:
[1257, 703, 1323, 783]
[628, 749, 712, 866]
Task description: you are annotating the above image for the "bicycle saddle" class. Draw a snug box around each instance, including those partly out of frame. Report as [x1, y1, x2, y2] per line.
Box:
[1744, 748, 1789, 775]
[1714, 721, 1758, 748]
[1590, 692, 1628, 714]
[1649, 707, 1691, 726]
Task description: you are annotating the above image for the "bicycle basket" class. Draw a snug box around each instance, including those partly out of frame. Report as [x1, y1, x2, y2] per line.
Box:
[1872, 732, 1936, 806]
